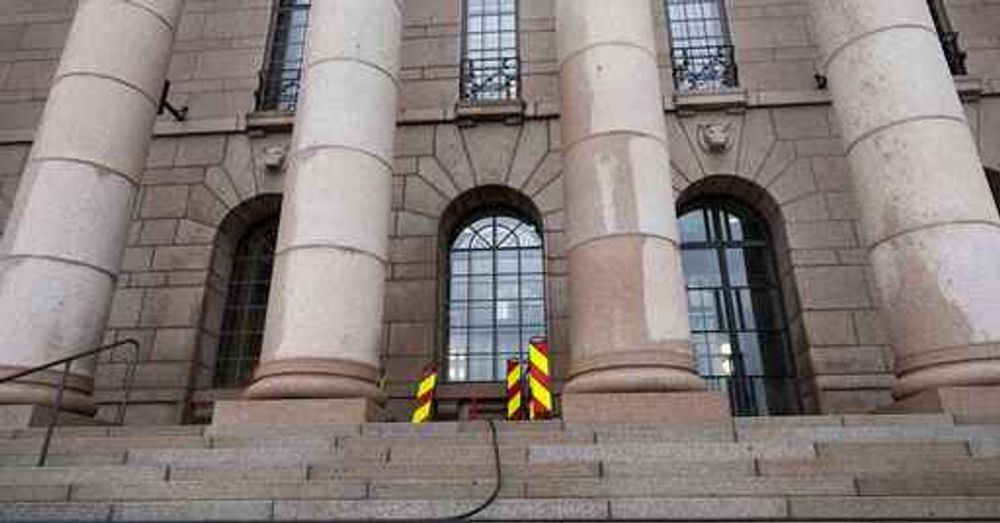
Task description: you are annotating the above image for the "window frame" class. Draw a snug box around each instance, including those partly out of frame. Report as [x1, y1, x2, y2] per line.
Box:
[213, 216, 280, 389]
[256, 0, 311, 112]
[664, 0, 739, 92]
[443, 208, 546, 383]
[678, 198, 800, 416]
[459, 0, 523, 104]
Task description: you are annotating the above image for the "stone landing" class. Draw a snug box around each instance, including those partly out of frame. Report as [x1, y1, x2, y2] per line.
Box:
[211, 398, 381, 428]
[561, 391, 731, 423]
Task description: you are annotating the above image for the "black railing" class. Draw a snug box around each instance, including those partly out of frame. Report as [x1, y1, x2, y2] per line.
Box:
[705, 374, 800, 417]
[461, 57, 520, 103]
[939, 31, 968, 76]
[672, 44, 739, 92]
[0, 339, 140, 466]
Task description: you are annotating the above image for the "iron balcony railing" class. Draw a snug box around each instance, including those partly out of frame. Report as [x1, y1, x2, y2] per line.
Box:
[0, 339, 140, 466]
[461, 57, 520, 103]
[939, 31, 968, 76]
[672, 44, 739, 92]
[705, 374, 801, 417]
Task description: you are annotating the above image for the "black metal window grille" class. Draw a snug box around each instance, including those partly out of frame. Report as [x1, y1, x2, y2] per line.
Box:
[665, 0, 738, 91]
[214, 218, 279, 388]
[257, 0, 310, 112]
[461, 0, 520, 102]
[927, 0, 968, 75]
[446, 214, 545, 382]
[679, 201, 800, 416]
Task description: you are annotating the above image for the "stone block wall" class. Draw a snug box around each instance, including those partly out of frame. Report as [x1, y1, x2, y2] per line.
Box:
[0, 0, 999, 423]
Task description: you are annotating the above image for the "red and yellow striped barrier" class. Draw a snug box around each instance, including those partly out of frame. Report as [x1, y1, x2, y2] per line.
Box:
[506, 359, 523, 420]
[528, 337, 552, 420]
[411, 365, 438, 424]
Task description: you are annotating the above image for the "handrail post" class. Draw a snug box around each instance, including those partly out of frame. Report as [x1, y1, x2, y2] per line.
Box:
[37, 361, 70, 467]
[117, 341, 140, 426]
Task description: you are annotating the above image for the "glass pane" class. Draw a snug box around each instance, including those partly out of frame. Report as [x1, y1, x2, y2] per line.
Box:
[497, 250, 518, 273]
[681, 249, 722, 287]
[521, 249, 543, 273]
[468, 301, 492, 327]
[679, 209, 709, 243]
[687, 289, 723, 331]
[497, 275, 519, 299]
[450, 276, 469, 301]
[496, 300, 519, 325]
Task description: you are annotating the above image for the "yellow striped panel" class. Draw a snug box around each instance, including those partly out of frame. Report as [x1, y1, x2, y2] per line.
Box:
[507, 392, 521, 419]
[529, 375, 553, 409]
[506, 366, 521, 389]
[411, 401, 432, 424]
[417, 373, 437, 398]
[529, 345, 550, 376]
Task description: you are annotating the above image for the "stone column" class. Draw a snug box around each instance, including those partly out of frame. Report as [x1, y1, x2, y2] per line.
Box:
[0, 0, 184, 412]
[810, 0, 1000, 400]
[556, 0, 704, 396]
[244, 0, 401, 404]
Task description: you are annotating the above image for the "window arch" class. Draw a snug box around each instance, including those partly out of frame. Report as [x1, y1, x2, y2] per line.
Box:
[446, 212, 545, 382]
[678, 199, 799, 415]
[213, 216, 279, 388]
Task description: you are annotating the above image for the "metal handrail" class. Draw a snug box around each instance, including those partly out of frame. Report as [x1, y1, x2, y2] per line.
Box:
[0, 338, 141, 467]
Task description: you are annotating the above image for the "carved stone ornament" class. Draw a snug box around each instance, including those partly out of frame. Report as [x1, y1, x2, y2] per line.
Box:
[697, 122, 735, 154]
[261, 145, 288, 173]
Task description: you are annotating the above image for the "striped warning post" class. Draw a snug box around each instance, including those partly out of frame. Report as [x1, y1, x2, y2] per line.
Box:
[410, 365, 438, 424]
[528, 337, 552, 420]
[506, 359, 523, 420]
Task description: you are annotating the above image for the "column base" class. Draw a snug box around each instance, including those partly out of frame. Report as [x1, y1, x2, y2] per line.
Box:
[211, 398, 380, 428]
[879, 386, 1000, 423]
[0, 405, 105, 429]
[876, 386, 1000, 423]
[562, 391, 731, 423]
[243, 358, 384, 402]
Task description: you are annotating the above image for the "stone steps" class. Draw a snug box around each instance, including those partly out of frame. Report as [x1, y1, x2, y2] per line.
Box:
[2, 415, 1000, 521]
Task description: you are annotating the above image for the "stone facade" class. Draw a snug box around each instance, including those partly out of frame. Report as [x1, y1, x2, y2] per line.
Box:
[0, 0, 999, 425]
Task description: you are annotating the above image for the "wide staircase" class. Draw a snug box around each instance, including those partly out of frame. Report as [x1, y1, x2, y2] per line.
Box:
[1, 414, 999, 521]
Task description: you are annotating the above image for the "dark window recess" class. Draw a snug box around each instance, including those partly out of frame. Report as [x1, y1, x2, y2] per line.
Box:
[214, 218, 279, 388]
[927, 0, 968, 75]
[679, 201, 800, 416]
[666, 0, 738, 91]
[446, 214, 545, 382]
[256, 0, 310, 112]
[461, 0, 520, 102]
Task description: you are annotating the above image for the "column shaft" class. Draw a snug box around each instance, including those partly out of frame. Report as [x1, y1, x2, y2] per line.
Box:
[557, 0, 702, 393]
[0, 0, 185, 412]
[245, 0, 402, 401]
[810, 0, 1000, 398]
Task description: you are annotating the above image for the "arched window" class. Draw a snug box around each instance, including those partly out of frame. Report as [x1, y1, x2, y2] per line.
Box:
[447, 213, 545, 382]
[678, 200, 799, 415]
[214, 217, 279, 388]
